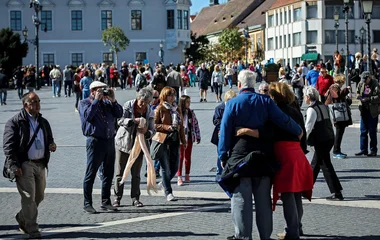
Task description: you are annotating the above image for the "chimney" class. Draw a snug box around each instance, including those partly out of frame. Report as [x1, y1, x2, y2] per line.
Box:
[210, 0, 219, 6]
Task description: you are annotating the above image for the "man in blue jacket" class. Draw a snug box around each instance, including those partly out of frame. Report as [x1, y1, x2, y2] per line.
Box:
[79, 81, 123, 214]
[218, 70, 303, 240]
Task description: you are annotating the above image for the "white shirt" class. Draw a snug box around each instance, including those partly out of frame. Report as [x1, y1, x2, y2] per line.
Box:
[305, 102, 334, 139]
[27, 114, 45, 160]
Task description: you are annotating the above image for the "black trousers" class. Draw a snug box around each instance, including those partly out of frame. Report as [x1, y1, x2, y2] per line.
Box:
[311, 139, 343, 194]
[333, 122, 347, 154]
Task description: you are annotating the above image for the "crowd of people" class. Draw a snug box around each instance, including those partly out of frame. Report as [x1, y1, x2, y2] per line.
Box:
[2, 50, 380, 240]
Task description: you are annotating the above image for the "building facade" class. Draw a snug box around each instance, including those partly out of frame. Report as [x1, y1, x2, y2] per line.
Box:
[1, 0, 192, 67]
[265, 0, 380, 67]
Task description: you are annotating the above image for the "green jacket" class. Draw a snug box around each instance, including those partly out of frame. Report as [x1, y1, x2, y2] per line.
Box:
[357, 79, 380, 118]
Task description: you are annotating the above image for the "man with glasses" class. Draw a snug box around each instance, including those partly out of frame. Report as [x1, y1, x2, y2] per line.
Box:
[316, 67, 334, 103]
[3, 92, 56, 238]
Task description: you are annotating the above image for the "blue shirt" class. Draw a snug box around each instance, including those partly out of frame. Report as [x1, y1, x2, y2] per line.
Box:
[306, 69, 319, 87]
[79, 77, 93, 91]
[218, 88, 302, 162]
[79, 98, 123, 139]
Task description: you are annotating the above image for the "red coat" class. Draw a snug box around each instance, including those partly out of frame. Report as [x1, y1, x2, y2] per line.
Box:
[316, 74, 334, 96]
[110, 67, 118, 79]
[272, 141, 314, 210]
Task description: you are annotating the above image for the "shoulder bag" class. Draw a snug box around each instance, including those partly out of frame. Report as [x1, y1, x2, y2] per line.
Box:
[150, 132, 168, 160]
[329, 102, 350, 122]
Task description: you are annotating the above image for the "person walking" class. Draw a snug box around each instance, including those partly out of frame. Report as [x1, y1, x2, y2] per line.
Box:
[166, 67, 183, 101]
[316, 68, 334, 103]
[225, 63, 235, 89]
[211, 65, 224, 103]
[14, 66, 25, 99]
[0, 68, 9, 106]
[73, 68, 82, 112]
[154, 87, 186, 201]
[355, 71, 380, 157]
[63, 65, 74, 97]
[3, 92, 56, 238]
[49, 65, 62, 98]
[304, 86, 344, 201]
[23, 69, 36, 93]
[79, 81, 123, 214]
[196, 63, 210, 102]
[176, 95, 201, 186]
[80, 70, 93, 99]
[119, 61, 129, 90]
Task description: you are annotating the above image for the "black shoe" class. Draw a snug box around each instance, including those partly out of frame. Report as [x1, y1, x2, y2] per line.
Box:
[226, 236, 243, 240]
[156, 173, 161, 178]
[101, 204, 118, 211]
[83, 205, 97, 214]
[144, 172, 147, 177]
[200, 99, 203, 102]
[15, 213, 28, 234]
[326, 193, 344, 201]
[204, 99, 207, 102]
[367, 152, 377, 157]
[355, 151, 368, 156]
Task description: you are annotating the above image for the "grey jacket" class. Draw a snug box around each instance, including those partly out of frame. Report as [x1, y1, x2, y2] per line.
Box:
[166, 70, 183, 88]
[115, 99, 155, 153]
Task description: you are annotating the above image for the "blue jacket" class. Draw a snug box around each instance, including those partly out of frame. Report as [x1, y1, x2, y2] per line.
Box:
[211, 102, 225, 145]
[79, 98, 123, 140]
[218, 88, 302, 162]
[306, 69, 319, 87]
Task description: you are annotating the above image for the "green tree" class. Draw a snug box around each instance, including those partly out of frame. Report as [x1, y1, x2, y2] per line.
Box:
[185, 32, 209, 64]
[218, 28, 243, 60]
[101, 26, 130, 67]
[0, 28, 28, 77]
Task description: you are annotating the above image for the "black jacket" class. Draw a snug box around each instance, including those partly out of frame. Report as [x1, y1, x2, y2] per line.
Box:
[0, 73, 9, 89]
[211, 102, 225, 145]
[3, 109, 54, 171]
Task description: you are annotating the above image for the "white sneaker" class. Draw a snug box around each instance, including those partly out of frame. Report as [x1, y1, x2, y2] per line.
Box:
[177, 177, 184, 186]
[158, 182, 165, 195]
[166, 193, 177, 201]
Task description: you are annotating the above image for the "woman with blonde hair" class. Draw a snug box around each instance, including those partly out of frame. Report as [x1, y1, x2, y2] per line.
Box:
[278, 67, 288, 83]
[211, 65, 224, 102]
[154, 87, 186, 201]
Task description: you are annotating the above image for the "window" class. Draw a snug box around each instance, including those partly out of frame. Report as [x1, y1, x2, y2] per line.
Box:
[71, 10, 83, 31]
[284, 35, 287, 48]
[293, 8, 302, 21]
[101, 10, 112, 30]
[10, 11, 22, 31]
[167, 10, 174, 29]
[293, 32, 301, 46]
[374, 31, 380, 43]
[103, 52, 113, 65]
[268, 38, 274, 50]
[177, 10, 183, 29]
[71, 53, 83, 67]
[131, 10, 142, 30]
[135, 52, 147, 62]
[41, 10, 52, 31]
[284, 11, 287, 24]
[279, 36, 282, 48]
[292, 57, 301, 65]
[307, 31, 318, 44]
[288, 34, 291, 47]
[275, 36, 278, 49]
[183, 10, 189, 30]
[307, 4, 318, 19]
[43, 54, 55, 66]
[325, 6, 354, 19]
[275, 13, 278, 26]
[373, 6, 380, 19]
[279, 12, 282, 25]
[325, 30, 355, 44]
[268, 15, 274, 27]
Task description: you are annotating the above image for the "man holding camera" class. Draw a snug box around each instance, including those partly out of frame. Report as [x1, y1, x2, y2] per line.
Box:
[79, 81, 123, 214]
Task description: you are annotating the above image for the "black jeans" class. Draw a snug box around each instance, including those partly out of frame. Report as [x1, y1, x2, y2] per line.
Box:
[83, 137, 115, 207]
[64, 81, 73, 97]
[333, 122, 347, 154]
[311, 139, 343, 194]
[75, 91, 82, 109]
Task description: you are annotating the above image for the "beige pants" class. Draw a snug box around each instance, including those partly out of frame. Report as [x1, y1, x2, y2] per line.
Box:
[16, 161, 46, 233]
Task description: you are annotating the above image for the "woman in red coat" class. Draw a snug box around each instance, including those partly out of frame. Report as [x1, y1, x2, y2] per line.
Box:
[316, 68, 334, 103]
[109, 63, 118, 90]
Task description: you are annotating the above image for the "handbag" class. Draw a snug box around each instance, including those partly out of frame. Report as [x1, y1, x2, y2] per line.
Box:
[150, 132, 168, 160]
[3, 124, 41, 181]
[329, 102, 350, 122]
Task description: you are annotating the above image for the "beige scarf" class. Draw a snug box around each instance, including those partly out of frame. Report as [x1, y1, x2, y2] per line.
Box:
[119, 118, 158, 195]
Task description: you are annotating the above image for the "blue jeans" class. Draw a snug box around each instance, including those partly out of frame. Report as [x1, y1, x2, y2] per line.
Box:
[360, 110, 379, 153]
[0, 89, 7, 104]
[57, 81, 62, 96]
[216, 148, 223, 176]
[154, 160, 161, 174]
[52, 80, 59, 97]
[83, 89, 90, 99]
[227, 75, 232, 88]
[160, 143, 180, 196]
[17, 87, 23, 99]
[83, 137, 115, 206]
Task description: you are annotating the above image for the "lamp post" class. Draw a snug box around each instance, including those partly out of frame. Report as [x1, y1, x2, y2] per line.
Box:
[362, 0, 374, 75]
[360, 26, 365, 56]
[343, 0, 350, 86]
[182, 48, 186, 63]
[22, 0, 43, 90]
[334, 8, 340, 53]
[243, 26, 250, 68]
[159, 41, 164, 63]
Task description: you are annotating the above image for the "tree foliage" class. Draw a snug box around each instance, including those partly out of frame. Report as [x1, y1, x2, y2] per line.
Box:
[101, 26, 130, 66]
[218, 28, 244, 60]
[0, 28, 28, 77]
[185, 32, 209, 64]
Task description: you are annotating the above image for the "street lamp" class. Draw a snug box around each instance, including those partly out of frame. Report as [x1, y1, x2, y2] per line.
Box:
[159, 40, 164, 63]
[356, 27, 366, 58]
[182, 48, 186, 63]
[362, 0, 374, 75]
[343, 0, 350, 86]
[23, 0, 43, 90]
[243, 26, 250, 68]
[334, 8, 340, 53]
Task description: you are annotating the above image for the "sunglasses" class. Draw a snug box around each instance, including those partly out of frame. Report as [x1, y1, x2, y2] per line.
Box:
[263, 89, 269, 92]
[153, 96, 159, 99]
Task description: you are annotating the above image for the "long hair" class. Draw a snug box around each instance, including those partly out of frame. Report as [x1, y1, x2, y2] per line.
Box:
[269, 82, 295, 105]
[178, 95, 190, 117]
[159, 86, 176, 104]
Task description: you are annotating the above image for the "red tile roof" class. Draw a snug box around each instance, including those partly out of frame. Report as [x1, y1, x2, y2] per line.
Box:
[191, 4, 225, 36]
[270, 0, 302, 10]
[237, 0, 278, 27]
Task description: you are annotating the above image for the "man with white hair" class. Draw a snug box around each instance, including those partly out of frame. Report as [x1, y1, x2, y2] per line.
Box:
[218, 70, 303, 240]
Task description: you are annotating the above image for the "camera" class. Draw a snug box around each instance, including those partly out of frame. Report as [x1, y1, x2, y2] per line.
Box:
[102, 88, 109, 96]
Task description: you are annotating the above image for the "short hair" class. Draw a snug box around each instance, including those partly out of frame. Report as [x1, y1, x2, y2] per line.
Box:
[224, 90, 237, 102]
[238, 70, 256, 88]
[258, 82, 268, 91]
[21, 92, 36, 105]
[303, 86, 319, 102]
[95, 69, 103, 77]
[159, 86, 176, 104]
[136, 87, 153, 103]
[269, 82, 295, 105]
[334, 74, 346, 84]
[355, 52, 362, 58]
[84, 71, 89, 77]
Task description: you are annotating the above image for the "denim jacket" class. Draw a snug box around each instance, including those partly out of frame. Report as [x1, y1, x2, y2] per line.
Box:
[114, 99, 155, 153]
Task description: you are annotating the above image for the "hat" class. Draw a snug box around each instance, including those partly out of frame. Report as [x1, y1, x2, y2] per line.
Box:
[90, 81, 107, 89]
